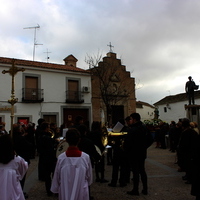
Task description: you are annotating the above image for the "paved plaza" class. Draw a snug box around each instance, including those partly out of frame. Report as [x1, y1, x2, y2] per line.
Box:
[24, 143, 196, 200]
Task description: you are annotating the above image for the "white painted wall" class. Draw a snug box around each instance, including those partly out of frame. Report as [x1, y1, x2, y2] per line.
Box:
[0, 64, 92, 131]
[156, 101, 187, 123]
[155, 98, 200, 123]
[136, 104, 155, 121]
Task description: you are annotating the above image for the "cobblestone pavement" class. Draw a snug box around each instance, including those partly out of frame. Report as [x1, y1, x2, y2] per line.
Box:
[24, 143, 196, 200]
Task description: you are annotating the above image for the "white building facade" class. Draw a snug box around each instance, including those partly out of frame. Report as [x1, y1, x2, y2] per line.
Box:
[154, 91, 200, 123]
[136, 101, 155, 121]
[0, 55, 92, 131]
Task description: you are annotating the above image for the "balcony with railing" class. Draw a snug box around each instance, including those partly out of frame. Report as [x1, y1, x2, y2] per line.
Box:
[22, 88, 44, 103]
[66, 90, 84, 103]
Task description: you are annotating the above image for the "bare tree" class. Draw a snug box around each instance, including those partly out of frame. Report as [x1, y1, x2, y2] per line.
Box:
[85, 52, 136, 126]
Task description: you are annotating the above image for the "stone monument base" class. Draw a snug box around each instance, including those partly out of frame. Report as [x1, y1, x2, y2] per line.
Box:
[185, 104, 200, 129]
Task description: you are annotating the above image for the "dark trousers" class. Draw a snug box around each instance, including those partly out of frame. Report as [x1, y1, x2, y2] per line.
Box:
[131, 158, 147, 192]
[95, 155, 106, 180]
[107, 148, 113, 164]
[191, 162, 200, 198]
[110, 155, 126, 184]
[40, 156, 55, 194]
[38, 155, 45, 181]
[188, 91, 194, 105]
[44, 165, 54, 194]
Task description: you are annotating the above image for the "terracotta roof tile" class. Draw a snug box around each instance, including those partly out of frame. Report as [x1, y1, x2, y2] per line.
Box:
[0, 57, 89, 73]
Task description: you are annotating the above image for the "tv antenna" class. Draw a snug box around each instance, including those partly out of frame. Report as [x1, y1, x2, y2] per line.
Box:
[24, 24, 43, 61]
[44, 48, 51, 63]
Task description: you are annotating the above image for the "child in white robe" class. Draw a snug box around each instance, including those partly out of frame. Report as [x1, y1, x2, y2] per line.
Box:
[0, 134, 28, 200]
[51, 128, 93, 200]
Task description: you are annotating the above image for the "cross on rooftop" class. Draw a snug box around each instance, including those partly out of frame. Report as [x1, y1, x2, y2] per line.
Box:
[107, 42, 114, 52]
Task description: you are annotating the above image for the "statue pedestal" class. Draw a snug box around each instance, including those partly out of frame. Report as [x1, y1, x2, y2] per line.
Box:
[185, 104, 200, 129]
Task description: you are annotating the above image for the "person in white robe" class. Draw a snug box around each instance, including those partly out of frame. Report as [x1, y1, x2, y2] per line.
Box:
[51, 128, 93, 200]
[0, 134, 28, 200]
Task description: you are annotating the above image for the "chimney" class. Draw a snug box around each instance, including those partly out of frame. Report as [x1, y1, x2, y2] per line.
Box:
[63, 55, 78, 67]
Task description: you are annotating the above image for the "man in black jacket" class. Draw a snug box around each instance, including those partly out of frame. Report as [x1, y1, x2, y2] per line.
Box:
[185, 76, 196, 105]
[124, 113, 152, 196]
[38, 122, 57, 196]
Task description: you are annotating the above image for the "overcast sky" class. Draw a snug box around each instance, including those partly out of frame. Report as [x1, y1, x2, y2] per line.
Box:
[1, 0, 200, 105]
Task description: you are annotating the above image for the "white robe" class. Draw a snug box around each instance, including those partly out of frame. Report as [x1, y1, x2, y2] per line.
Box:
[0, 156, 28, 200]
[51, 152, 93, 200]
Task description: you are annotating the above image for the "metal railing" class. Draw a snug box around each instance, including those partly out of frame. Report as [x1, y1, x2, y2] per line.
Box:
[66, 90, 84, 103]
[22, 88, 44, 102]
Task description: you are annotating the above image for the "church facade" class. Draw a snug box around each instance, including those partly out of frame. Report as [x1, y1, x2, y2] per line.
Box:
[89, 52, 136, 126]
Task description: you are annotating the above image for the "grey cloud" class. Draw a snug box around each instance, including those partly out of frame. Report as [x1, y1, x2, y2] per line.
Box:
[1, 0, 200, 104]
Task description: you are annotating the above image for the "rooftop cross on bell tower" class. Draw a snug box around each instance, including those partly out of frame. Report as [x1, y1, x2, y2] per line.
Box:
[107, 42, 114, 53]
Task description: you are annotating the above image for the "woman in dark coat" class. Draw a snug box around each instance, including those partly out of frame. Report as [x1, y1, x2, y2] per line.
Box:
[13, 123, 33, 198]
[38, 122, 57, 196]
[88, 121, 107, 182]
[191, 132, 200, 200]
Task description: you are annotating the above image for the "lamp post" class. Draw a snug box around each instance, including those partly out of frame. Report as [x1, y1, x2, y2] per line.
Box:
[2, 59, 25, 138]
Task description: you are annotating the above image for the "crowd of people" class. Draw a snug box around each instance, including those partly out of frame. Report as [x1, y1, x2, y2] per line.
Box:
[0, 113, 200, 200]
[146, 118, 200, 200]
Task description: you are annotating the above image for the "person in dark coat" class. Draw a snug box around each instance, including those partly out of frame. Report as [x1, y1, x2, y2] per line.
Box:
[25, 122, 36, 159]
[185, 76, 196, 105]
[38, 122, 57, 196]
[77, 124, 102, 200]
[174, 121, 182, 152]
[13, 123, 33, 199]
[169, 121, 177, 152]
[177, 118, 198, 184]
[71, 115, 84, 129]
[124, 113, 150, 196]
[35, 118, 45, 181]
[108, 118, 129, 187]
[0, 122, 8, 135]
[159, 122, 169, 149]
[191, 130, 200, 200]
[35, 118, 45, 154]
[88, 121, 108, 183]
[77, 124, 101, 168]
